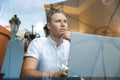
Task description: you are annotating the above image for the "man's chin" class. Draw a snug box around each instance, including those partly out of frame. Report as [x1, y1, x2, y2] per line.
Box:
[58, 35, 64, 39]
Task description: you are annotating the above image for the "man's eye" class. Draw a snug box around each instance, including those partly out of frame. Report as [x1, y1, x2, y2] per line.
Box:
[64, 20, 67, 23]
[57, 20, 61, 22]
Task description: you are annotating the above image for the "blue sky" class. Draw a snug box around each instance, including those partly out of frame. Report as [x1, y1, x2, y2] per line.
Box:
[0, 0, 66, 33]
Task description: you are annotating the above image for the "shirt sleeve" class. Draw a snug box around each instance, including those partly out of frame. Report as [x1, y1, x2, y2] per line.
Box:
[25, 38, 40, 60]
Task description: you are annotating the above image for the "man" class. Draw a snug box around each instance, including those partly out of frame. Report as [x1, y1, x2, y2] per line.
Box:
[20, 9, 70, 78]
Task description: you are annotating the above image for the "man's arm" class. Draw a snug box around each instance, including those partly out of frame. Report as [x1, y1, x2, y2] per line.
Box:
[20, 57, 67, 78]
[20, 57, 47, 78]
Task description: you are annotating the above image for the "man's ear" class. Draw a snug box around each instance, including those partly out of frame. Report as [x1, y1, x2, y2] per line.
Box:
[47, 23, 51, 30]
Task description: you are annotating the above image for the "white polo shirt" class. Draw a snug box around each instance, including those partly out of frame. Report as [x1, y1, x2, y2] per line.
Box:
[25, 36, 70, 72]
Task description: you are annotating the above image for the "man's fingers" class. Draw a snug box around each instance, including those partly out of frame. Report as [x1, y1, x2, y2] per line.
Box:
[62, 31, 71, 41]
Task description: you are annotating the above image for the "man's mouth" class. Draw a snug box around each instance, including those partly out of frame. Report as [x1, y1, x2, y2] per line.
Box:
[60, 29, 66, 32]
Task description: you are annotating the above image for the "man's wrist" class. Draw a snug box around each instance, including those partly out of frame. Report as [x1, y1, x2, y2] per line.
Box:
[48, 72, 58, 77]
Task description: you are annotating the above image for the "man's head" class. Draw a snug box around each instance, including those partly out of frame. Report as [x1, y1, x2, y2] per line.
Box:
[45, 9, 68, 39]
[47, 9, 65, 23]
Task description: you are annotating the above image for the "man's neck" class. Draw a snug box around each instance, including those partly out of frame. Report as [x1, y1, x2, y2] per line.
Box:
[50, 35, 63, 47]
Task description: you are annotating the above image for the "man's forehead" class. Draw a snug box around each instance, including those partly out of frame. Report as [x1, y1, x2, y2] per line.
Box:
[51, 13, 67, 19]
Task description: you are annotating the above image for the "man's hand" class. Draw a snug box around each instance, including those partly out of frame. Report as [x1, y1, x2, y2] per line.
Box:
[54, 69, 68, 77]
[62, 31, 71, 42]
[49, 69, 68, 77]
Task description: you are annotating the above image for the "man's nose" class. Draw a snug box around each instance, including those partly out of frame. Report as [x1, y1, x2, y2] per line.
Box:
[61, 21, 65, 27]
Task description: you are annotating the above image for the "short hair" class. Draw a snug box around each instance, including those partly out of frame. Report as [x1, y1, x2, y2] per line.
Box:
[43, 24, 50, 37]
[44, 9, 65, 37]
[47, 9, 65, 23]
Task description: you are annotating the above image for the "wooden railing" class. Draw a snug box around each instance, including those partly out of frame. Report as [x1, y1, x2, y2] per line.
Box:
[0, 25, 11, 78]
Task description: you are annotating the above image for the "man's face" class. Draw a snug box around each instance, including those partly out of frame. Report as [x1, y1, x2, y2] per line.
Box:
[48, 13, 68, 38]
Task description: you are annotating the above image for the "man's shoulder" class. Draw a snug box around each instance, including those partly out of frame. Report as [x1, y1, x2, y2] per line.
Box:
[33, 37, 47, 41]
[31, 37, 48, 44]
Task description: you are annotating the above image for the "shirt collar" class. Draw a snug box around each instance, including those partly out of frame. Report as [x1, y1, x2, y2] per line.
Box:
[47, 36, 63, 48]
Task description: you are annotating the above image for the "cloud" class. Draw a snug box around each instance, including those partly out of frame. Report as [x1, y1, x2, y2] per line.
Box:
[0, 19, 10, 26]
[34, 22, 45, 37]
